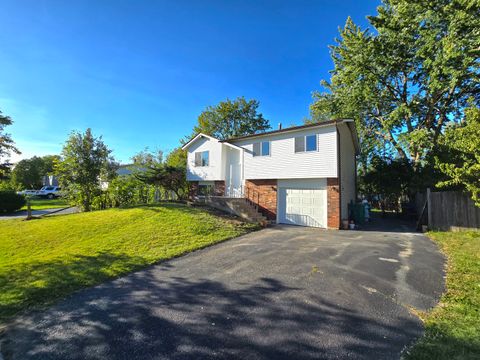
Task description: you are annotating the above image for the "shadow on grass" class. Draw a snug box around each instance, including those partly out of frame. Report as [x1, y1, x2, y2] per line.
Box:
[406, 327, 480, 359]
[2, 267, 423, 360]
[0, 252, 150, 323]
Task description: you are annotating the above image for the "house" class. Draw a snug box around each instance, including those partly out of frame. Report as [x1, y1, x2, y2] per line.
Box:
[182, 119, 360, 229]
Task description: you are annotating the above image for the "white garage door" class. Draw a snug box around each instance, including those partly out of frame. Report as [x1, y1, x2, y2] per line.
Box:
[278, 179, 327, 228]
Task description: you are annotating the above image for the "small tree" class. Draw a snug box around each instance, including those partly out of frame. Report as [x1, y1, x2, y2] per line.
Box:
[193, 97, 270, 140]
[136, 164, 187, 200]
[435, 107, 480, 206]
[55, 129, 117, 211]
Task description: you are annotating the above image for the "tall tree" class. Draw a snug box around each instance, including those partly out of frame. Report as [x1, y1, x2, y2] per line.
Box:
[0, 110, 20, 179]
[11, 155, 60, 189]
[193, 97, 270, 140]
[435, 106, 480, 205]
[55, 129, 117, 211]
[311, 0, 480, 171]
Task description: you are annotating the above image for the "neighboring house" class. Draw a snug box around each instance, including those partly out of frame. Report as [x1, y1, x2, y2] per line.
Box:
[182, 119, 360, 229]
[42, 175, 59, 187]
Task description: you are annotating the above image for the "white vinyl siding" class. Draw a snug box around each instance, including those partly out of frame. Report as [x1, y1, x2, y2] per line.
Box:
[338, 123, 356, 219]
[233, 126, 338, 180]
[186, 136, 224, 181]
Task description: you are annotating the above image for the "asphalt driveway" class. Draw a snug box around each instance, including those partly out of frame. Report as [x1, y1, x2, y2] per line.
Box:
[1, 225, 444, 360]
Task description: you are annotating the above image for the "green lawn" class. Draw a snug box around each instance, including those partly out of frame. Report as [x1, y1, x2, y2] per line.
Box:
[0, 203, 258, 324]
[21, 197, 70, 210]
[406, 230, 480, 359]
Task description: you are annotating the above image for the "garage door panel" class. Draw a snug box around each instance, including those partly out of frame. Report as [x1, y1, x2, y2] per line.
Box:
[279, 184, 327, 228]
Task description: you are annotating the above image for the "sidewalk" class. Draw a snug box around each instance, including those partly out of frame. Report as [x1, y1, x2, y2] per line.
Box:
[0, 207, 79, 220]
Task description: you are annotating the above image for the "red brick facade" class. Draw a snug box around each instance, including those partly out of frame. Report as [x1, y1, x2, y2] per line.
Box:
[189, 180, 225, 199]
[191, 177, 341, 229]
[245, 179, 277, 220]
[327, 177, 340, 229]
[213, 181, 225, 196]
[189, 181, 199, 200]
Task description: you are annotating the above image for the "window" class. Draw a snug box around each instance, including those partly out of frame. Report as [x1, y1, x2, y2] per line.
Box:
[202, 151, 209, 166]
[194, 151, 209, 166]
[295, 134, 317, 152]
[253, 141, 270, 156]
[306, 135, 317, 151]
[198, 184, 214, 196]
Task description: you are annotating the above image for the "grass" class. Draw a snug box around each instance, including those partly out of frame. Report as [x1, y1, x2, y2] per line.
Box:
[406, 230, 480, 360]
[21, 197, 70, 210]
[0, 203, 258, 324]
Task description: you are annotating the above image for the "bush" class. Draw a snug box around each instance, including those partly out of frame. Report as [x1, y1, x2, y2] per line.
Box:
[0, 190, 26, 213]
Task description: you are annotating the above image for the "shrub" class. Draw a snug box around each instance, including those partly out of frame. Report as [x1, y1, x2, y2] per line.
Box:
[0, 190, 26, 213]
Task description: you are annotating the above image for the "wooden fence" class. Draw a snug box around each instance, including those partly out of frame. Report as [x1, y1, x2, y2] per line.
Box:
[416, 190, 480, 231]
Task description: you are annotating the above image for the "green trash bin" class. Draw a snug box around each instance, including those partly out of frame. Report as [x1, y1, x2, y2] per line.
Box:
[348, 201, 365, 225]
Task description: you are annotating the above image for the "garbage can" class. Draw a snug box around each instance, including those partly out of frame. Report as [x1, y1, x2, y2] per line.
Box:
[348, 201, 365, 225]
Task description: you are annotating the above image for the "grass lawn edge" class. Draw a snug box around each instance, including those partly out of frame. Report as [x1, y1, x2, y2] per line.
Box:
[0, 204, 262, 329]
[402, 230, 480, 360]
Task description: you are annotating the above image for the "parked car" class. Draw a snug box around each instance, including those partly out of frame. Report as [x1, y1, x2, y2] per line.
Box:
[37, 186, 62, 199]
[17, 189, 39, 197]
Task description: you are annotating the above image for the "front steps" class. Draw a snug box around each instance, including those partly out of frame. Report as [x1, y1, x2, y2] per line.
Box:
[199, 196, 268, 225]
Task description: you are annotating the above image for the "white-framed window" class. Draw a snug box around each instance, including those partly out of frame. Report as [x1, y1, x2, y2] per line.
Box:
[295, 134, 317, 153]
[194, 151, 209, 166]
[253, 141, 271, 157]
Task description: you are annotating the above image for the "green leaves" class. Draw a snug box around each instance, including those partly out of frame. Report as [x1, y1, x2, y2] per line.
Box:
[311, 0, 480, 171]
[193, 96, 270, 140]
[435, 107, 480, 205]
[55, 129, 118, 211]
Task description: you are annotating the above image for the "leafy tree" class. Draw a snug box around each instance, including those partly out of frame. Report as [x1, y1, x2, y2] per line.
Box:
[131, 147, 163, 167]
[0, 110, 20, 179]
[11, 155, 60, 189]
[55, 129, 118, 211]
[360, 156, 414, 210]
[136, 165, 187, 200]
[193, 97, 270, 140]
[165, 147, 187, 168]
[435, 107, 480, 205]
[311, 0, 480, 171]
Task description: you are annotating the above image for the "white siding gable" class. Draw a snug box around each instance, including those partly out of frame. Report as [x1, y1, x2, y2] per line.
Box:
[338, 123, 356, 219]
[232, 125, 338, 180]
[186, 136, 224, 181]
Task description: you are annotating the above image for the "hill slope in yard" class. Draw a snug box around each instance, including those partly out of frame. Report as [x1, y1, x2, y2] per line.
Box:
[0, 203, 258, 324]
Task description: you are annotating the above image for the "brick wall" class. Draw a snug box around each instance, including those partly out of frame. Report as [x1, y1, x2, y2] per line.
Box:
[189, 181, 199, 200]
[245, 179, 277, 220]
[214, 181, 225, 196]
[327, 177, 340, 229]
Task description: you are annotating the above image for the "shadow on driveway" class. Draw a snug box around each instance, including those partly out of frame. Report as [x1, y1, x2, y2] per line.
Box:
[1, 225, 445, 360]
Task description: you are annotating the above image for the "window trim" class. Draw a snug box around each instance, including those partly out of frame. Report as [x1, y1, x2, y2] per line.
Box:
[194, 150, 210, 167]
[295, 134, 318, 153]
[253, 141, 271, 157]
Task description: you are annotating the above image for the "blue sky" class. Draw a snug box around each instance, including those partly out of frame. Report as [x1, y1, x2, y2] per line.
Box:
[0, 0, 379, 163]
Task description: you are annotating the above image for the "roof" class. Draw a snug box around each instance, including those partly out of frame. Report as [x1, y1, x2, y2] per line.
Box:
[221, 119, 345, 142]
[181, 133, 243, 151]
[223, 119, 360, 154]
[181, 119, 360, 154]
[181, 133, 219, 150]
